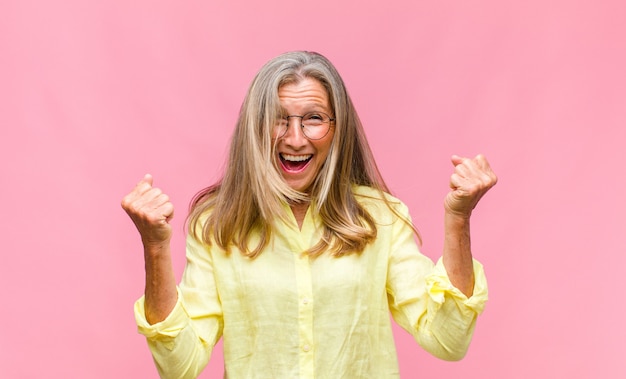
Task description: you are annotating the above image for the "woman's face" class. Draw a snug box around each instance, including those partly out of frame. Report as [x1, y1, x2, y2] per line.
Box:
[274, 78, 334, 193]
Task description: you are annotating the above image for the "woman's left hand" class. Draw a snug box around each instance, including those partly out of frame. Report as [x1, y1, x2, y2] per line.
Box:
[445, 154, 498, 218]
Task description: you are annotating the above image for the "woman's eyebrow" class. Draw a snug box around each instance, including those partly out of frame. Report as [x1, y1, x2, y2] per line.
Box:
[280, 104, 330, 114]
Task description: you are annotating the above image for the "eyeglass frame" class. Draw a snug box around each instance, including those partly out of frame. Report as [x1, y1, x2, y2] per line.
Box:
[273, 112, 336, 140]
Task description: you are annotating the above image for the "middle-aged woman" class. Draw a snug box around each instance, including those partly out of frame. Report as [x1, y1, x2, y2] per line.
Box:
[122, 51, 498, 378]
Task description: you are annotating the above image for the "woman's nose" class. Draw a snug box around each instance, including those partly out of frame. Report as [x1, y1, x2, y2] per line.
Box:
[282, 117, 308, 147]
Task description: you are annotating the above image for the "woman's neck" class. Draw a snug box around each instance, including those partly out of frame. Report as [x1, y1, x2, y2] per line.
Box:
[290, 202, 309, 230]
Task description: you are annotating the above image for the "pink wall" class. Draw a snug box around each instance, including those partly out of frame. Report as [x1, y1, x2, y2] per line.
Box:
[2, 0, 625, 377]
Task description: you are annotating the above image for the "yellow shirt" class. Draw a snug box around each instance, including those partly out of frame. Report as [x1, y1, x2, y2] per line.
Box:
[134, 186, 488, 378]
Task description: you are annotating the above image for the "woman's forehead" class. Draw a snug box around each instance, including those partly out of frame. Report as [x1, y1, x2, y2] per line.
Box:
[278, 78, 330, 110]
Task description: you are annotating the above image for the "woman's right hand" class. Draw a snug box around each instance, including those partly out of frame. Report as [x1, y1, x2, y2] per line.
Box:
[122, 174, 178, 324]
[121, 174, 174, 247]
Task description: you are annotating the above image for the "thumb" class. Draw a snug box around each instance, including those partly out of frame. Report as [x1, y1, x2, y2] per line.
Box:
[141, 173, 154, 186]
[451, 154, 465, 167]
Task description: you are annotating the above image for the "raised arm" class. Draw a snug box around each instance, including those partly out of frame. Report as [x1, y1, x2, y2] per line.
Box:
[442, 154, 497, 297]
[121, 174, 177, 324]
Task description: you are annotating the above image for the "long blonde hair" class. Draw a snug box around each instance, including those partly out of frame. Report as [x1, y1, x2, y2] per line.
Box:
[188, 51, 417, 257]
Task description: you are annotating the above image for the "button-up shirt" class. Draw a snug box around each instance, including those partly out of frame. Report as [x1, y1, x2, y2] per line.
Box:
[134, 186, 488, 378]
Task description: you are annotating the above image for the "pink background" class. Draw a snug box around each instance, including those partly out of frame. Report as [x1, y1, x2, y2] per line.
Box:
[1, 0, 625, 377]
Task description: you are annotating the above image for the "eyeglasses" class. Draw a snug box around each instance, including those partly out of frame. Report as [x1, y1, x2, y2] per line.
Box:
[273, 112, 335, 140]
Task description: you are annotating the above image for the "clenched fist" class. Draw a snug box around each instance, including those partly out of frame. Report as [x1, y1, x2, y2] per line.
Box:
[121, 174, 174, 246]
[445, 154, 497, 217]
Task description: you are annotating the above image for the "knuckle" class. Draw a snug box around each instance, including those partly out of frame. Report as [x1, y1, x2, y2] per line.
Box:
[147, 187, 162, 197]
[480, 172, 492, 183]
[120, 197, 130, 209]
[145, 214, 160, 224]
[136, 182, 151, 193]
[467, 183, 480, 194]
[121, 198, 139, 214]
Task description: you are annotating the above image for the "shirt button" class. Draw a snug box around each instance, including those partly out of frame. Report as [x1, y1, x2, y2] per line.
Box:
[302, 298, 310, 305]
[303, 344, 311, 352]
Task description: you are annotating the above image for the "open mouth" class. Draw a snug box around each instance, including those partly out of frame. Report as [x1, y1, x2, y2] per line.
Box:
[279, 154, 312, 172]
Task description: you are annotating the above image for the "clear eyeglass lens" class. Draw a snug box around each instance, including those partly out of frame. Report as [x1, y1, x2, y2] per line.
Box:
[273, 119, 288, 138]
[302, 113, 326, 126]
[302, 113, 329, 139]
[273, 112, 331, 140]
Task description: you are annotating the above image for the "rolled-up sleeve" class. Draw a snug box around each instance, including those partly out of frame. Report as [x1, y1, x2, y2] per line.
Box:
[386, 203, 488, 361]
[134, 234, 224, 379]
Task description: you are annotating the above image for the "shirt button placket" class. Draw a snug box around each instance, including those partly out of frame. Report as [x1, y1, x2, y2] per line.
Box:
[295, 252, 314, 376]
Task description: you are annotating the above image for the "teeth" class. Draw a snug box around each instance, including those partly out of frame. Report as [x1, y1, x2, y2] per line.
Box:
[281, 154, 312, 162]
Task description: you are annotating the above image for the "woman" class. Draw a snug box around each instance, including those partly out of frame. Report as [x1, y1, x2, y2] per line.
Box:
[122, 51, 497, 378]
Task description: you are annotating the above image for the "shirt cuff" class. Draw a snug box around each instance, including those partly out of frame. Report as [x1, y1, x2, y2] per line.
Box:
[134, 287, 188, 339]
[425, 258, 488, 314]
